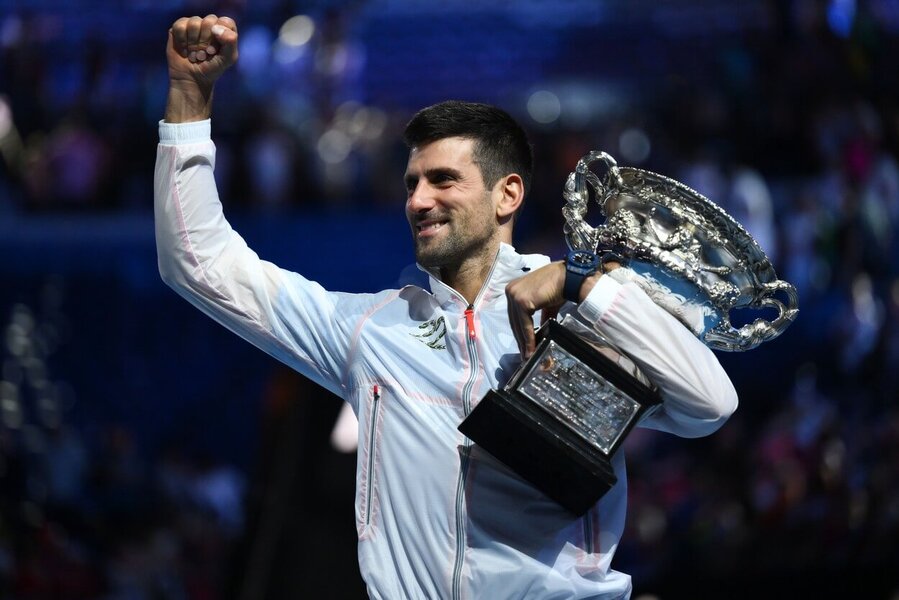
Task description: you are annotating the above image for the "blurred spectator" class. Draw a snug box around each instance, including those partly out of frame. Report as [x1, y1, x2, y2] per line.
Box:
[25, 111, 112, 211]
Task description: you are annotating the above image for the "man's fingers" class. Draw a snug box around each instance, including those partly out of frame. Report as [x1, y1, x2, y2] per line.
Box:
[169, 15, 238, 66]
[519, 314, 537, 359]
[540, 305, 559, 327]
[170, 17, 189, 58]
[197, 14, 219, 61]
[166, 13, 239, 99]
[185, 15, 203, 58]
[515, 308, 537, 359]
[199, 14, 218, 39]
[211, 23, 239, 64]
[506, 288, 537, 360]
[505, 262, 569, 360]
[508, 306, 529, 360]
[216, 16, 238, 33]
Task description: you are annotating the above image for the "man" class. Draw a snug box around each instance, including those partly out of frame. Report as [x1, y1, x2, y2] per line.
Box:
[156, 15, 738, 599]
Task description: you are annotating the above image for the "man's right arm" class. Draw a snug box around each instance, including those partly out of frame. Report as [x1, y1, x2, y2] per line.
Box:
[163, 15, 237, 123]
[155, 16, 357, 398]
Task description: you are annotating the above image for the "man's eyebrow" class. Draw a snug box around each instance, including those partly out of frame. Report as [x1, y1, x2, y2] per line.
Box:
[404, 167, 464, 188]
[423, 167, 463, 180]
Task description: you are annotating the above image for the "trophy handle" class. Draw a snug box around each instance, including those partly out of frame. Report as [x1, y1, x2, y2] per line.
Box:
[705, 279, 800, 352]
[563, 151, 624, 252]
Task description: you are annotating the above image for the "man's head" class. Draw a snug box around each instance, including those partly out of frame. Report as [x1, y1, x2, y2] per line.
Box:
[403, 101, 533, 203]
[402, 101, 533, 273]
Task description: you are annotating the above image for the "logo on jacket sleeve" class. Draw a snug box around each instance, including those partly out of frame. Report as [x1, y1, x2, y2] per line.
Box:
[410, 317, 446, 350]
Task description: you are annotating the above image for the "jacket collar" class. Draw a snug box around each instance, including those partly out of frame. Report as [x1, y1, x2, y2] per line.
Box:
[418, 243, 551, 308]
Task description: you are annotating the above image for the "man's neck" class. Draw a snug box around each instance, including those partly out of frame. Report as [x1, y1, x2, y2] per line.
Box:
[439, 244, 503, 306]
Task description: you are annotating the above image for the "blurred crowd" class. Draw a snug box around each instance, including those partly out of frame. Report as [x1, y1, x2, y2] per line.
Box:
[0, 296, 247, 599]
[0, 424, 246, 599]
[2, 0, 899, 597]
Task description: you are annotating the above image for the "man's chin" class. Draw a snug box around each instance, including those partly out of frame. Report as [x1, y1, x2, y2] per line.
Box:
[414, 244, 449, 269]
[414, 252, 442, 269]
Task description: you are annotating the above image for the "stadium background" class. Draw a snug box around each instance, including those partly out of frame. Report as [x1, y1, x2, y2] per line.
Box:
[1, 0, 898, 598]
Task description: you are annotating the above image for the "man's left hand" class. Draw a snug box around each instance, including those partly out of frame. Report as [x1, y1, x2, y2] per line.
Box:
[505, 262, 568, 360]
[506, 260, 619, 360]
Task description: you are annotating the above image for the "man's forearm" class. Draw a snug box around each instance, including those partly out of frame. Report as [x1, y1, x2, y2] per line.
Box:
[577, 277, 738, 437]
[164, 83, 214, 123]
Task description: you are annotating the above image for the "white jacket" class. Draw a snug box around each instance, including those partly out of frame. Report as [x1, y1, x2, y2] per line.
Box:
[154, 119, 738, 600]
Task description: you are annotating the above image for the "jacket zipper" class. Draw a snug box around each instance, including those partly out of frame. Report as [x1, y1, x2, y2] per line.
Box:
[463, 305, 476, 340]
[452, 304, 479, 600]
[459, 304, 479, 414]
[444, 251, 501, 600]
[364, 384, 381, 527]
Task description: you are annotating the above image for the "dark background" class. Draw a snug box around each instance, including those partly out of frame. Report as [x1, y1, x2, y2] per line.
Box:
[1, 0, 898, 598]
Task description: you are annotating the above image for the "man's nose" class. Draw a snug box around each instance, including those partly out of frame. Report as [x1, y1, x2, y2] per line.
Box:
[407, 183, 436, 212]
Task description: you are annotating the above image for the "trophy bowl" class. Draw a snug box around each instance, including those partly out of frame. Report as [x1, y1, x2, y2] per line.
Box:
[563, 151, 798, 352]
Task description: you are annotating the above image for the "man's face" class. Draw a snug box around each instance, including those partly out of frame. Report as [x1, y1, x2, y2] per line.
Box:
[404, 137, 500, 270]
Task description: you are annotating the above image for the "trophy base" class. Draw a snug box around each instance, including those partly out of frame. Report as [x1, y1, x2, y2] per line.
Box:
[459, 389, 617, 516]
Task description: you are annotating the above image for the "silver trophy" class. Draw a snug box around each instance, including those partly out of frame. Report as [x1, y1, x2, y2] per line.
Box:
[562, 151, 798, 351]
[460, 151, 798, 515]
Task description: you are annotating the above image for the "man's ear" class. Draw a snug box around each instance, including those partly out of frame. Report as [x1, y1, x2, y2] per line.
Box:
[495, 173, 524, 221]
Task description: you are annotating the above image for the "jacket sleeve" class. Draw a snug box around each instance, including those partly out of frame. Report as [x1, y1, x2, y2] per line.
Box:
[154, 119, 363, 399]
[576, 273, 739, 438]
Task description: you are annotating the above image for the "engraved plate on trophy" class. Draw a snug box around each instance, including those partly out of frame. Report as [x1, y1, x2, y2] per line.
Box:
[518, 340, 640, 455]
[459, 151, 799, 515]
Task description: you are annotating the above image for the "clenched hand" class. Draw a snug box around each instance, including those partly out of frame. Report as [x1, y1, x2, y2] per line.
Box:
[165, 15, 239, 123]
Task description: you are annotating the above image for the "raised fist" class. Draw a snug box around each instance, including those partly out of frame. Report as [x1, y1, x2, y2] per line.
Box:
[167, 15, 238, 91]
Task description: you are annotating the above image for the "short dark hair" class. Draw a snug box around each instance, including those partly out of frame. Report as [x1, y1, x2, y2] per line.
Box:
[403, 101, 534, 201]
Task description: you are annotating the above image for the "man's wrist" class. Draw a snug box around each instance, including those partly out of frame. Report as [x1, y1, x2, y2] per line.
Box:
[577, 272, 601, 303]
[164, 82, 214, 123]
[563, 250, 600, 303]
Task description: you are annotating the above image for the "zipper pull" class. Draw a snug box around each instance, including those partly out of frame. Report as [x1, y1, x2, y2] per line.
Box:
[373, 384, 380, 400]
[464, 304, 476, 340]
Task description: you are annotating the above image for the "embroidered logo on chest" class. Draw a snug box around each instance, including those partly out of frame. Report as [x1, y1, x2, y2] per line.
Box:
[410, 317, 447, 350]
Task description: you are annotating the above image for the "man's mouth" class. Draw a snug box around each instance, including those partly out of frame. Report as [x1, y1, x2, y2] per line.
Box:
[415, 220, 448, 237]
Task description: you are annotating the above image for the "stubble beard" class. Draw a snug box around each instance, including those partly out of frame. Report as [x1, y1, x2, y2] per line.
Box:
[414, 227, 470, 269]
[413, 219, 498, 271]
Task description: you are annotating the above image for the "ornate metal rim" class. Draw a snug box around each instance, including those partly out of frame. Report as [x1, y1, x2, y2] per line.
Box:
[563, 151, 798, 352]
